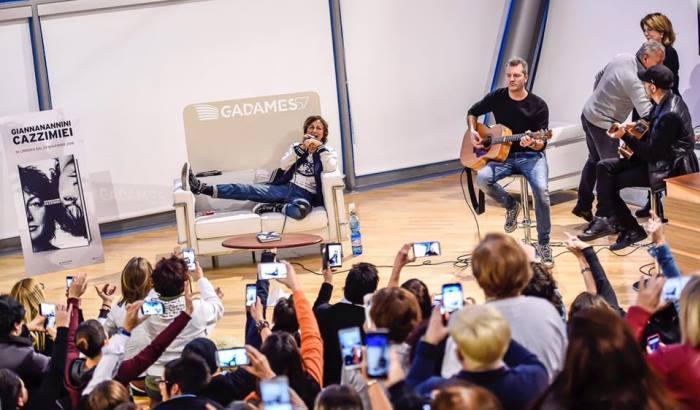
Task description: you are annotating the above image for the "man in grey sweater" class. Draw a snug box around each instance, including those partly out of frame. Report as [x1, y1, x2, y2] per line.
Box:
[573, 40, 664, 241]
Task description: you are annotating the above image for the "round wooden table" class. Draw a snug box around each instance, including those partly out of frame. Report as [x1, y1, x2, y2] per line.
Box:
[221, 232, 323, 250]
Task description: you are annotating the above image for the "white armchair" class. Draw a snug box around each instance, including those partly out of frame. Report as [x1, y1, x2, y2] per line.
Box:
[173, 168, 348, 256]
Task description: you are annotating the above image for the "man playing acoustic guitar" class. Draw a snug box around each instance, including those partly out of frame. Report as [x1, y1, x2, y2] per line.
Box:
[582, 65, 698, 250]
[465, 56, 552, 265]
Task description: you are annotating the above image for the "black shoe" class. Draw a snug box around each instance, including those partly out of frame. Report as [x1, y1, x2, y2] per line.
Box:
[504, 201, 521, 233]
[572, 206, 594, 223]
[609, 227, 647, 251]
[253, 203, 285, 215]
[182, 163, 206, 195]
[578, 217, 616, 241]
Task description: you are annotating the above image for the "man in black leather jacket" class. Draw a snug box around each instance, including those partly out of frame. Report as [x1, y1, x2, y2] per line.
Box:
[581, 64, 698, 250]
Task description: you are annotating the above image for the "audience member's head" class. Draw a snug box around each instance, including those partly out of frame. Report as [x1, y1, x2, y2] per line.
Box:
[0, 295, 25, 338]
[314, 384, 362, 410]
[522, 262, 564, 316]
[637, 39, 666, 69]
[568, 292, 613, 322]
[537, 308, 674, 409]
[86, 380, 131, 410]
[472, 233, 532, 299]
[344, 263, 379, 305]
[119, 256, 153, 306]
[432, 381, 502, 410]
[272, 295, 299, 334]
[0, 369, 28, 409]
[370, 287, 422, 343]
[640, 12, 675, 46]
[182, 337, 219, 375]
[449, 305, 510, 371]
[10, 278, 47, 350]
[680, 277, 700, 348]
[75, 319, 108, 359]
[261, 331, 304, 381]
[401, 278, 432, 320]
[303, 115, 329, 144]
[161, 356, 211, 401]
[152, 255, 188, 297]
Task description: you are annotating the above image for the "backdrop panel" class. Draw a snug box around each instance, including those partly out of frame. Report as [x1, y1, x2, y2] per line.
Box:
[38, 0, 340, 229]
[0, 19, 39, 240]
[339, 0, 509, 176]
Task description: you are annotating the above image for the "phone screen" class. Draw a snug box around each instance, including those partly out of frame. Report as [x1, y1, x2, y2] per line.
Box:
[216, 347, 250, 368]
[260, 376, 292, 410]
[366, 331, 390, 379]
[433, 294, 446, 315]
[183, 248, 196, 272]
[442, 283, 464, 313]
[66, 276, 74, 289]
[141, 300, 165, 315]
[258, 262, 288, 280]
[338, 327, 363, 369]
[245, 284, 257, 307]
[647, 334, 661, 353]
[413, 241, 441, 258]
[324, 243, 343, 268]
[40, 303, 56, 328]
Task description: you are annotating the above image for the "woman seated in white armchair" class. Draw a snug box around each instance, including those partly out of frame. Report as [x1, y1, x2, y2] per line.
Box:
[182, 115, 338, 220]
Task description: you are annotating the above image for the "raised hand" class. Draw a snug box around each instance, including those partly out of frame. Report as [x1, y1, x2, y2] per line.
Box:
[635, 273, 666, 313]
[184, 282, 194, 316]
[68, 273, 88, 299]
[55, 304, 72, 328]
[424, 306, 449, 345]
[95, 284, 117, 308]
[189, 261, 204, 282]
[250, 297, 264, 322]
[276, 261, 301, 292]
[563, 232, 591, 258]
[123, 301, 145, 332]
[645, 211, 665, 246]
[244, 345, 276, 380]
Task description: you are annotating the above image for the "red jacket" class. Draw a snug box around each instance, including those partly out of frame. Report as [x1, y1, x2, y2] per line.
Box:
[626, 306, 700, 409]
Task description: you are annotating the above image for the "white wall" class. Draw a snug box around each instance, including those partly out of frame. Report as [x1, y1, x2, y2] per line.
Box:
[534, 0, 700, 125]
[0, 18, 39, 240]
[27, 0, 340, 234]
[339, 0, 509, 176]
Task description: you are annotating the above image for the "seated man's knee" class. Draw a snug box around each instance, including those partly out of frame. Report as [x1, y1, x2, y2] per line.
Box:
[476, 169, 493, 188]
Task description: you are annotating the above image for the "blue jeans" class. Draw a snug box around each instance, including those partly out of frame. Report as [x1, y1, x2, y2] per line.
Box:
[476, 151, 551, 245]
[215, 183, 314, 220]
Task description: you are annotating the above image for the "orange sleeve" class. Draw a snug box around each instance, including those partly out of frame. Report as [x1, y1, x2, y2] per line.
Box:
[293, 289, 324, 386]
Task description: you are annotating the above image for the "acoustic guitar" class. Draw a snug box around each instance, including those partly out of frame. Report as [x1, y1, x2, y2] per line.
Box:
[609, 119, 650, 160]
[460, 123, 553, 171]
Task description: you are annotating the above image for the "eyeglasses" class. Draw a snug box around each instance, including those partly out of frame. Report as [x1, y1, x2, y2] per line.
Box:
[155, 378, 171, 387]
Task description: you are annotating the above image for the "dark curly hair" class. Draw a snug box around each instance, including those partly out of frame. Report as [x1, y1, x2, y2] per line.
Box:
[0, 295, 25, 337]
[401, 278, 432, 320]
[522, 262, 564, 316]
[152, 255, 188, 297]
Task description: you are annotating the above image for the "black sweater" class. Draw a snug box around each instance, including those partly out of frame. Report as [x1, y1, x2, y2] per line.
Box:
[313, 282, 367, 386]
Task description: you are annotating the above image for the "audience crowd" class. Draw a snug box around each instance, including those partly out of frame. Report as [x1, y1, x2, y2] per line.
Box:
[0, 213, 699, 410]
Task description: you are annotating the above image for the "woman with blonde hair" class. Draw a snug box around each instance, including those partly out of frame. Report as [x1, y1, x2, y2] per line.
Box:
[99, 256, 153, 336]
[10, 278, 51, 355]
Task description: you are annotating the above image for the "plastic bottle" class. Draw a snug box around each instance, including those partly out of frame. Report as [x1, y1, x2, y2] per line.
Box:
[349, 203, 363, 256]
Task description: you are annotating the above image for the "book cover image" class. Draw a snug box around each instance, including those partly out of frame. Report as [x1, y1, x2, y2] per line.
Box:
[17, 154, 90, 253]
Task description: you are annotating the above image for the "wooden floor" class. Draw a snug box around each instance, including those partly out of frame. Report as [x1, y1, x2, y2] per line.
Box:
[0, 173, 655, 347]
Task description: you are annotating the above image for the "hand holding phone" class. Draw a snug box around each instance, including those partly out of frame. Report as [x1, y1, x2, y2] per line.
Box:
[66, 276, 74, 289]
[322, 243, 343, 269]
[260, 376, 292, 410]
[40, 303, 57, 328]
[647, 334, 661, 353]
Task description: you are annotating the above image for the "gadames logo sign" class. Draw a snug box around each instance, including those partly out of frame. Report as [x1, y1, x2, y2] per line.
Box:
[182, 92, 321, 172]
[191, 95, 311, 121]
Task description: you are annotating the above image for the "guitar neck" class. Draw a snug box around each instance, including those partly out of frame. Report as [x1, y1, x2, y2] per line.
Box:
[492, 132, 532, 144]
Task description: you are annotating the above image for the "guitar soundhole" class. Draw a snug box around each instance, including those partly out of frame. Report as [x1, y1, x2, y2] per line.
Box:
[482, 138, 492, 149]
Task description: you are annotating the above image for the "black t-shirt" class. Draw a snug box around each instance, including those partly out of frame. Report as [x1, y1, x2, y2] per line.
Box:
[467, 87, 549, 154]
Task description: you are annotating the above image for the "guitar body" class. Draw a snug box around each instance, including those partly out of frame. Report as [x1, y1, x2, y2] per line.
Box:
[460, 123, 514, 171]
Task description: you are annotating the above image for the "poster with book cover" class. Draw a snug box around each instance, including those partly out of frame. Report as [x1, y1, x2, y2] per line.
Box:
[1, 110, 103, 275]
